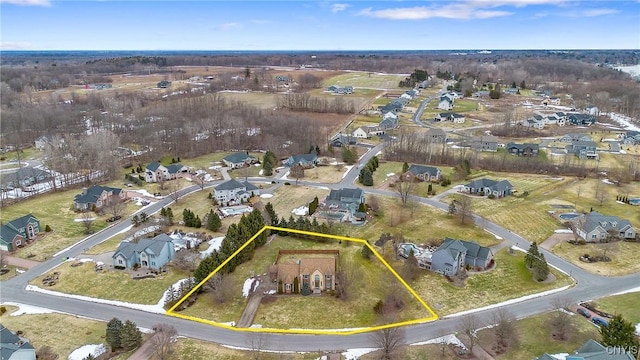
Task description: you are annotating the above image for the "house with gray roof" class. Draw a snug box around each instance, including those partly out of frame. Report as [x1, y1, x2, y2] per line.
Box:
[327, 85, 353, 94]
[222, 152, 258, 169]
[329, 133, 357, 147]
[0, 167, 53, 190]
[435, 112, 465, 123]
[283, 153, 319, 168]
[464, 178, 513, 198]
[74, 185, 125, 211]
[566, 141, 597, 159]
[536, 339, 635, 360]
[1, 324, 36, 360]
[405, 164, 441, 182]
[507, 142, 539, 157]
[0, 214, 40, 252]
[622, 130, 640, 145]
[437, 96, 454, 110]
[568, 113, 596, 125]
[430, 238, 494, 276]
[213, 179, 260, 206]
[471, 135, 499, 152]
[322, 188, 366, 223]
[426, 128, 447, 143]
[112, 233, 176, 271]
[560, 133, 592, 142]
[379, 111, 399, 129]
[575, 211, 636, 242]
[144, 162, 187, 182]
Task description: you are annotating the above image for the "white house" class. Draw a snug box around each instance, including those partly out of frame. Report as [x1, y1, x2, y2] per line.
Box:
[213, 179, 260, 206]
[144, 162, 188, 183]
[352, 127, 370, 139]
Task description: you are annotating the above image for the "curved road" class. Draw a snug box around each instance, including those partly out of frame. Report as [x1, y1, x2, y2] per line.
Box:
[2, 146, 639, 352]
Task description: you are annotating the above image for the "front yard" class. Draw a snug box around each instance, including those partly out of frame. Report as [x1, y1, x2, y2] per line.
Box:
[552, 241, 640, 276]
[263, 185, 330, 219]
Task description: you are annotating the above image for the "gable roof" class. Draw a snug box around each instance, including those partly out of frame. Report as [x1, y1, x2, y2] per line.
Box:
[6, 213, 39, 230]
[223, 152, 256, 164]
[288, 153, 318, 165]
[327, 188, 364, 203]
[215, 179, 248, 191]
[472, 135, 499, 143]
[0, 225, 21, 245]
[461, 240, 492, 261]
[74, 185, 122, 205]
[1, 167, 52, 185]
[436, 238, 468, 263]
[0, 324, 35, 359]
[582, 211, 633, 234]
[407, 164, 440, 177]
[165, 163, 186, 174]
[467, 178, 513, 192]
[146, 161, 163, 171]
[507, 142, 539, 151]
[113, 233, 173, 260]
[537, 338, 635, 360]
[300, 257, 335, 275]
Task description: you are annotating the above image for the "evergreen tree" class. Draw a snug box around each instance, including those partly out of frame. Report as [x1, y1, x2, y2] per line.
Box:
[195, 215, 202, 228]
[206, 210, 221, 231]
[120, 320, 143, 351]
[106, 318, 123, 352]
[358, 202, 367, 213]
[525, 242, 541, 269]
[265, 202, 278, 226]
[428, 183, 433, 194]
[293, 277, 300, 293]
[309, 196, 319, 215]
[402, 162, 410, 173]
[532, 253, 549, 281]
[520, 80, 526, 89]
[600, 314, 640, 350]
[361, 168, 374, 186]
[263, 161, 273, 176]
[361, 244, 373, 259]
[448, 201, 457, 215]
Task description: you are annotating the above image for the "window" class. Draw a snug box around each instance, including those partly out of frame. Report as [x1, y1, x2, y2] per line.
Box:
[303, 275, 309, 280]
[118, 259, 123, 264]
[15, 239, 22, 246]
[285, 284, 291, 291]
[151, 262, 156, 266]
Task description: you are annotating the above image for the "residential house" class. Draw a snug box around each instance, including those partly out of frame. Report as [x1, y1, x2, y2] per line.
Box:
[471, 135, 499, 152]
[327, 85, 353, 94]
[566, 141, 598, 159]
[521, 117, 545, 129]
[213, 179, 260, 205]
[568, 113, 596, 125]
[622, 130, 640, 145]
[222, 152, 257, 169]
[507, 142, 539, 156]
[0, 324, 36, 360]
[405, 164, 441, 182]
[74, 185, 126, 211]
[157, 80, 171, 88]
[426, 128, 447, 143]
[0, 167, 53, 190]
[437, 95, 454, 110]
[0, 214, 40, 252]
[537, 339, 635, 360]
[430, 238, 494, 276]
[112, 233, 176, 271]
[34, 135, 52, 150]
[560, 133, 592, 142]
[323, 188, 366, 223]
[144, 162, 187, 182]
[283, 153, 319, 168]
[575, 211, 636, 242]
[435, 112, 465, 123]
[329, 133, 357, 147]
[352, 126, 385, 139]
[464, 178, 513, 198]
[275, 75, 290, 83]
[379, 111, 399, 129]
[276, 256, 337, 294]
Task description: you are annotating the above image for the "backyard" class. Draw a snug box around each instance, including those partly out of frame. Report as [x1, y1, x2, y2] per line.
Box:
[263, 185, 330, 219]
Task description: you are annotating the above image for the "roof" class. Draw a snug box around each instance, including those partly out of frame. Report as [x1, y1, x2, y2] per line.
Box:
[461, 240, 493, 261]
[582, 211, 633, 234]
[223, 152, 256, 164]
[537, 339, 635, 360]
[407, 164, 440, 177]
[113, 233, 173, 260]
[1, 167, 53, 185]
[165, 163, 185, 174]
[74, 185, 122, 205]
[507, 142, 540, 151]
[327, 188, 364, 203]
[287, 153, 318, 165]
[6, 213, 39, 230]
[467, 178, 513, 192]
[0, 225, 21, 245]
[146, 161, 163, 171]
[215, 179, 247, 191]
[277, 263, 300, 284]
[300, 257, 335, 276]
[472, 135, 499, 143]
[1, 324, 35, 360]
[436, 238, 468, 263]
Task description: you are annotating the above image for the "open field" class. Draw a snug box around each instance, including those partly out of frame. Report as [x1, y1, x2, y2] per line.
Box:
[0, 305, 108, 359]
[452, 99, 480, 113]
[180, 235, 431, 329]
[345, 196, 501, 247]
[552, 241, 640, 276]
[218, 91, 279, 110]
[322, 72, 407, 90]
[30, 261, 188, 304]
[266, 185, 330, 218]
[476, 310, 600, 359]
[179, 151, 264, 171]
[592, 291, 640, 324]
[303, 165, 350, 184]
[411, 249, 573, 316]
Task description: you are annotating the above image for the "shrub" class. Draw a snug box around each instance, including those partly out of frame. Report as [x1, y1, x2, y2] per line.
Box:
[284, 182, 291, 186]
[373, 300, 384, 315]
[488, 194, 496, 199]
[0, 306, 6, 315]
[44, 224, 52, 232]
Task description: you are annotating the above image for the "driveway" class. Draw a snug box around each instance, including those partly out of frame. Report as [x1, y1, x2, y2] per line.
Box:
[2, 255, 40, 269]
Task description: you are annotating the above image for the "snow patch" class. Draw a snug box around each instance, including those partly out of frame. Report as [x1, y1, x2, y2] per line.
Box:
[242, 277, 259, 297]
[607, 112, 640, 132]
[554, 229, 573, 234]
[610, 287, 640, 296]
[259, 169, 264, 176]
[200, 236, 224, 259]
[68, 344, 106, 360]
[602, 179, 615, 185]
[342, 348, 378, 360]
[291, 206, 308, 216]
[2, 302, 59, 316]
[342, 165, 354, 179]
[636, 323, 640, 336]
[548, 353, 569, 360]
[386, 172, 395, 177]
[73, 217, 96, 222]
[260, 193, 274, 199]
[484, 229, 502, 240]
[411, 334, 467, 349]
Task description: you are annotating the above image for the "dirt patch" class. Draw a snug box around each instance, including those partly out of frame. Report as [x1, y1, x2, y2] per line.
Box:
[260, 295, 277, 304]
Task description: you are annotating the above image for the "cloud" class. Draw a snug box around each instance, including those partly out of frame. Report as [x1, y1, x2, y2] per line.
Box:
[0, 0, 51, 6]
[331, 3, 349, 13]
[0, 41, 33, 49]
[217, 22, 241, 31]
[358, 0, 566, 20]
[581, 8, 619, 17]
[249, 19, 271, 25]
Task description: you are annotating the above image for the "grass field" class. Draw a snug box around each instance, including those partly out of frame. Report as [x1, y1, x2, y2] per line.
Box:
[174, 338, 322, 360]
[0, 147, 42, 163]
[476, 310, 600, 359]
[30, 262, 189, 304]
[592, 291, 640, 324]
[552, 241, 640, 276]
[266, 185, 330, 219]
[322, 72, 407, 90]
[303, 165, 350, 184]
[453, 99, 480, 113]
[411, 249, 573, 316]
[218, 92, 279, 109]
[0, 306, 108, 359]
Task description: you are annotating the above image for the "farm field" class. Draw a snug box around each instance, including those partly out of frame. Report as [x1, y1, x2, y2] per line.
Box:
[30, 261, 189, 304]
[218, 91, 279, 110]
[322, 72, 407, 90]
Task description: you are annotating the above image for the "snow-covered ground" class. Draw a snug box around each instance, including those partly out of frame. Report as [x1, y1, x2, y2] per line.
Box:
[2, 302, 59, 316]
[291, 206, 308, 216]
[200, 236, 224, 258]
[547, 353, 570, 360]
[342, 165, 354, 179]
[260, 193, 273, 198]
[68, 344, 106, 360]
[607, 112, 640, 132]
[411, 334, 467, 349]
[342, 348, 377, 360]
[242, 277, 259, 297]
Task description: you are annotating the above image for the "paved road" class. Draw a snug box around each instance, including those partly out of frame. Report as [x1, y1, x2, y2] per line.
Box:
[1, 147, 639, 352]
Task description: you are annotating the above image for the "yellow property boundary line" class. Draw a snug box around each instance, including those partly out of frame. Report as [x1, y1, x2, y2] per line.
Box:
[166, 225, 438, 335]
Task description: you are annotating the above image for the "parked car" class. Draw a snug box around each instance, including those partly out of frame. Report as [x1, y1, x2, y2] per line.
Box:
[576, 307, 591, 318]
[592, 317, 608, 327]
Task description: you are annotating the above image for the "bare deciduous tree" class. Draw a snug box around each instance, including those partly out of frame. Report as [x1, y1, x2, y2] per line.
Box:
[168, 182, 181, 204]
[246, 332, 269, 360]
[106, 197, 125, 218]
[458, 314, 481, 353]
[370, 324, 406, 360]
[289, 164, 305, 185]
[396, 173, 414, 207]
[80, 211, 95, 235]
[203, 273, 231, 303]
[491, 308, 517, 354]
[152, 323, 178, 360]
[550, 297, 574, 341]
[335, 257, 361, 301]
[173, 250, 199, 273]
[455, 196, 473, 225]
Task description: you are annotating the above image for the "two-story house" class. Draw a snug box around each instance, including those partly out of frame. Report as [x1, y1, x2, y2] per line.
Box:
[112, 233, 176, 271]
[74, 185, 126, 211]
[0, 214, 40, 252]
[566, 141, 598, 159]
[575, 211, 636, 242]
[471, 135, 499, 152]
[144, 162, 187, 183]
[430, 238, 494, 276]
[405, 164, 442, 182]
[507, 142, 539, 157]
[213, 179, 260, 206]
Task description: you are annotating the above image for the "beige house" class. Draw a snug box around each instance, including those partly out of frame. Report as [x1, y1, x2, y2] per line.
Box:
[274, 252, 338, 294]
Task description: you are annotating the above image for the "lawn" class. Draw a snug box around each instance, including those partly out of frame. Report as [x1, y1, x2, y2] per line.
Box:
[218, 92, 279, 109]
[0, 305, 108, 359]
[452, 99, 480, 113]
[551, 241, 640, 276]
[180, 235, 431, 329]
[0, 147, 42, 163]
[322, 72, 407, 90]
[303, 165, 350, 184]
[476, 311, 600, 359]
[174, 338, 322, 359]
[30, 262, 189, 304]
[178, 151, 264, 171]
[411, 249, 573, 316]
[265, 185, 330, 219]
[592, 292, 640, 323]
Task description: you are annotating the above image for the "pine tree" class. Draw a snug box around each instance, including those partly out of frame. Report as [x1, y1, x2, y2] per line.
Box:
[309, 196, 319, 215]
[600, 314, 640, 350]
[448, 201, 457, 215]
[106, 318, 123, 351]
[265, 202, 278, 226]
[402, 162, 410, 173]
[361, 243, 373, 259]
[263, 161, 273, 176]
[120, 320, 142, 351]
[525, 242, 541, 269]
[206, 210, 221, 231]
[532, 253, 549, 281]
[293, 277, 299, 293]
[428, 183, 433, 195]
[361, 168, 374, 186]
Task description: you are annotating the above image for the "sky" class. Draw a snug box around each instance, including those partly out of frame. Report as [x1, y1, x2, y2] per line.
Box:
[1, 0, 639, 50]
